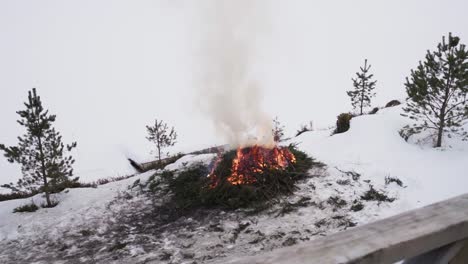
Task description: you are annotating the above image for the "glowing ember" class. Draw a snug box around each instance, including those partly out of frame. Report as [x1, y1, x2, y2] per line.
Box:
[209, 145, 296, 187]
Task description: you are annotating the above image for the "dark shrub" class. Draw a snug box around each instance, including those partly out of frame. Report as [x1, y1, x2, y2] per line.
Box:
[398, 125, 421, 142]
[0, 181, 92, 203]
[327, 196, 347, 208]
[361, 185, 395, 203]
[108, 241, 127, 252]
[1, 175, 135, 203]
[94, 175, 135, 186]
[334, 113, 353, 134]
[0, 191, 38, 202]
[350, 200, 364, 211]
[385, 100, 401, 108]
[13, 202, 39, 213]
[168, 166, 208, 209]
[48, 180, 97, 194]
[151, 145, 320, 217]
[385, 176, 403, 187]
[369, 107, 379, 115]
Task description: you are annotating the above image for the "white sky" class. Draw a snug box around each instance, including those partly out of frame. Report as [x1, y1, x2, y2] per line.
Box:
[1, 0, 468, 184]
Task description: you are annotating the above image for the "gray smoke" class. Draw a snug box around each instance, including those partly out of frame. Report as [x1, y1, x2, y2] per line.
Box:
[194, 1, 274, 148]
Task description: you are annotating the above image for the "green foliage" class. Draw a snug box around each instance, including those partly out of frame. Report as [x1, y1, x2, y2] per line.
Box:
[151, 146, 318, 217]
[334, 113, 353, 134]
[369, 107, 379, 115]
[385, 100, 401, 108]
[93, 174, 135, 186]
[0, 88, 77, 207]
[208, 146, 317, 209]
[0, 190, 38, 202]
[347, 59, 377, 115]
[327, 196, 347, 208]
[385, 176, 403, 187]
[168, 165, 208, 209]
[13, 202, 39, 213]
[146, 119, 177, 161]
[350, 200, 364, 212]
[147, 170, 173, 193]
[402, 33, 468, 147]
[399, 125, 418, 142]
[361, 185, 395, 203]
[0, 175, 141, 203]
[0, 180, 98, 202]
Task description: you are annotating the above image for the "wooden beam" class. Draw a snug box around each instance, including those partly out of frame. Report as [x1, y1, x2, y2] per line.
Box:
[225, 193, 468, 264]
[403, 239, 466, 264]
[450, 239, 468, 264]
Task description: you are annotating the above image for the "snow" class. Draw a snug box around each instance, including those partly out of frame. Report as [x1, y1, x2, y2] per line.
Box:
[0, 170, 155, 241]
[0, 105, 467, 263]
[295, 105, 468, 213]
[164, 153, 217, 171]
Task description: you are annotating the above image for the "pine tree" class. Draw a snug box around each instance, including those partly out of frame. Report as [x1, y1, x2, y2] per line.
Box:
[402, 33, 468, 147]
[272, 116, 285, 142]
[347, 59, 377, 115]
[146, 119, 177, 162]
[0, 88, 77, 207]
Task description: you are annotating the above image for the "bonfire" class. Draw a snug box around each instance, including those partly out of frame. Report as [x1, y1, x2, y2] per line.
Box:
[208, 145, 297, 188]
[150, 141, 313, 213]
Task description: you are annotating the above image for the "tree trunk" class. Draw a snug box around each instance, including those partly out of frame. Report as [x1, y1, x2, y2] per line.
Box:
[360, 80, 365, 115]
[37, 136, 51, 207]
[435, 46, 454, 148]
[158, 147, 161, 163]
[436, 125, 443, 148]
[436, 104, 447, 148]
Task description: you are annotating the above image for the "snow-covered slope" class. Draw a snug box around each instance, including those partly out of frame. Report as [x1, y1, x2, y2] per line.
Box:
[0, 105, 467, 263]
[0, 170, 156, 241]
[297, 105, 468, 213]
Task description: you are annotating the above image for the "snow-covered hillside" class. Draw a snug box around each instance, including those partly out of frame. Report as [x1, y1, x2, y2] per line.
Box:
[298, 105, 468, 212]
[0, 105, 467, 264]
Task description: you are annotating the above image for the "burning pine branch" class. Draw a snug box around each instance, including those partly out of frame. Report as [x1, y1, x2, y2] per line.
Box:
[200, 144, 318, 208]
[152, 144, 317, 217]
[209, 145, 296, 187]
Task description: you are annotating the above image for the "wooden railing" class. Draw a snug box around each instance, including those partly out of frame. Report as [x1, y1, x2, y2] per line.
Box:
[224, 193, 468, 264]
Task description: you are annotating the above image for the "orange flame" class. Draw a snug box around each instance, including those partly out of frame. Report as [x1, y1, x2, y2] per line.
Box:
[209, 145, 296, 187]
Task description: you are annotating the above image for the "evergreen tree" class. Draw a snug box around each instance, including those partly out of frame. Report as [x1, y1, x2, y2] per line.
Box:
[402, 33, 468, 147]
[347, 59, 377, 115]
[146, 119, 177, 162]
[272, 116, 285, 142]
[0, 88, 77, 207]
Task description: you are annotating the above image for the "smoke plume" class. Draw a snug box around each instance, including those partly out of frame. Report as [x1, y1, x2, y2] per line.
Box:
[194, 1, 274, 148]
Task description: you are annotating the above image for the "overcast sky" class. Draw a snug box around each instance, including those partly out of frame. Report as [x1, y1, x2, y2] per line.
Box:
[1, 0, 468, 184]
